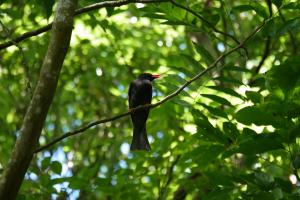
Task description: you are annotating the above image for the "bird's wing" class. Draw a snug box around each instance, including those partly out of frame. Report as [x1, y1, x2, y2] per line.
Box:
[128, 81, 137, 108]
[129, 80, 152, 108]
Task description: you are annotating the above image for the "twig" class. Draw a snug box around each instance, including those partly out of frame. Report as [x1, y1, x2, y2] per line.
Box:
[0, 0, 169, 50]
[254, 37, 271, 74]
[170, 0, 240, 45]
[158, 155, 181, 200]
[253, 0, 273, 75]
[75, 0, 168, 15]
[173, 172, 201, 200]
[34, 19, 268, 153]
[0, 20, 32, 94]
[1, 0, 242, 51]
[0, 23, 53, 50]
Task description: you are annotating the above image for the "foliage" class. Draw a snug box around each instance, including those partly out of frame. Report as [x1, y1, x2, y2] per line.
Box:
[1, 0, 300, 199]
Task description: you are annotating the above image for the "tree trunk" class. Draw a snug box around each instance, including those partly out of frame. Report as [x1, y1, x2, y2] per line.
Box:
[0, 0, 77, 199]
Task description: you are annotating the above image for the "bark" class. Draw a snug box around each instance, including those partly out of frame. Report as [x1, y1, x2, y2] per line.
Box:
[0, 0, 77, 199]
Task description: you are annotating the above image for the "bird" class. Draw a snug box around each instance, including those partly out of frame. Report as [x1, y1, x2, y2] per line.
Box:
[128, 73, 160, 151]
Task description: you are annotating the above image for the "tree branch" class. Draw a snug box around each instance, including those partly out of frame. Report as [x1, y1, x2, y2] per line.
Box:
[0, 20, 32, 94]
[34, 19, 268, 153]
[173, 172, 201, 200]
[0, 0, 78, 198]
[170, 0, 240, 45]
[158, 155, 181, 200]
[254, 36, 271, 74]
[75, 0, 168, 15]
[1, 0, 242, 51]
[0, 0, 169, 50]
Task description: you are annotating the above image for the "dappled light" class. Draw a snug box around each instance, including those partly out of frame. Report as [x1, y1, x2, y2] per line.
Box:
[1, 0, 300, 199]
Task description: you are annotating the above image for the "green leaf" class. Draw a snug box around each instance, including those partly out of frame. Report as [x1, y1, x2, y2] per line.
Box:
[233, 3, 268, 18]
[237, 135, 284, 155]
[172, 99, 191, 107]
[161, 20, 189, 26]
[192, 109, 228, 144]
[69, 177, 86, 190]
[223, 65, 252, 73]
[99, 20, 109, 32]
[190, 144, 225, 167]
[268, 58, 300, 93]
[179, 54, 206, 72]
[206, 86, 244, 100]
[193, 42, 214, 65]
[106, 7, 115, 17]
[255, 172, 275, 191]
[164, 74, 186, 85]
[292, 155, 300, 169]
[261, 17, 278, 37]
[201, 94, 233, 107]
[277, 17, 300, 36]
[235, 106, 275, 126]
[51, 177, 71, 185]
[251, 2, 269, 18]
[51, 161, 62, 175]
[41, 157, 51, 170]
[40, 0, 55, 19]
[95, 178, 111, 188]
[142, 13, 167, 20]
[272, 0, 283, 8]
[288, 124, 300, 142]
[282, 2, 300, 10]
[213, 76, 244, 86]
[245, 91, 263, 104]
[198, 102, 228, 119]
[233, 5, 254, 12]
[223, 122, 239, 141]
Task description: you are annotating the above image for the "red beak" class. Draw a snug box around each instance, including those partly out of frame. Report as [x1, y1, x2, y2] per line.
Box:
[152, 74, 160, 79]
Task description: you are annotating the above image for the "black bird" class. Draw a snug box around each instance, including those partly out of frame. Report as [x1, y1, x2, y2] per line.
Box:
[128, 73, 160, 151]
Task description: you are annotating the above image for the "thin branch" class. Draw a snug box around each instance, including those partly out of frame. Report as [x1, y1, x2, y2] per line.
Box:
[170, 0, 240, 45]
[0, 0, 169, 50]
[0, 20, 32, 94]
[266, 0, 273, 16]
[1, 0, 241, 51]
[34, 19, 268, 153]
[0, 24, 53, 50]
[253, 0, 273, 75]
[254, 37, 271, 74]
[173, 172, 201, 200]
[75, 0, 168, 15]
[0, 0, 77, 198]
[158, 155, 181, 200]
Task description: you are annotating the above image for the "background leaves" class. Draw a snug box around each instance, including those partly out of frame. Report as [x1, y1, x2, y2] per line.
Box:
[1, 0, 300, 199]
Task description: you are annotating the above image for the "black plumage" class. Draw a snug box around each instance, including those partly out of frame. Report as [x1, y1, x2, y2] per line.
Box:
[128, 73, 160, 151]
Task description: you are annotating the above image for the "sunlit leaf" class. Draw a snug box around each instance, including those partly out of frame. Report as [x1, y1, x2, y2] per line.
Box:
[201, 94, 233, 107]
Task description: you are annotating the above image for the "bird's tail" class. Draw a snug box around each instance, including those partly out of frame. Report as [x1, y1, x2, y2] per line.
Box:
[130, 125, 151, 151]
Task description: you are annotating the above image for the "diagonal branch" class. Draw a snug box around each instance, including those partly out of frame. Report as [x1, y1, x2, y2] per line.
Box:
[0, 0, 78, 198]
[34, 19, 269, 153]
[0, 0, 169, 50]
[170, 0, 240, 45]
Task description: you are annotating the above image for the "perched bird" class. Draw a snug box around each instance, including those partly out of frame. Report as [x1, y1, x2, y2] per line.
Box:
[128, 73, 160, 151]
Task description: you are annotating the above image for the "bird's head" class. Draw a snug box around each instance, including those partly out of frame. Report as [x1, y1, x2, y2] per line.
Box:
[138, 73, 160, 81]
